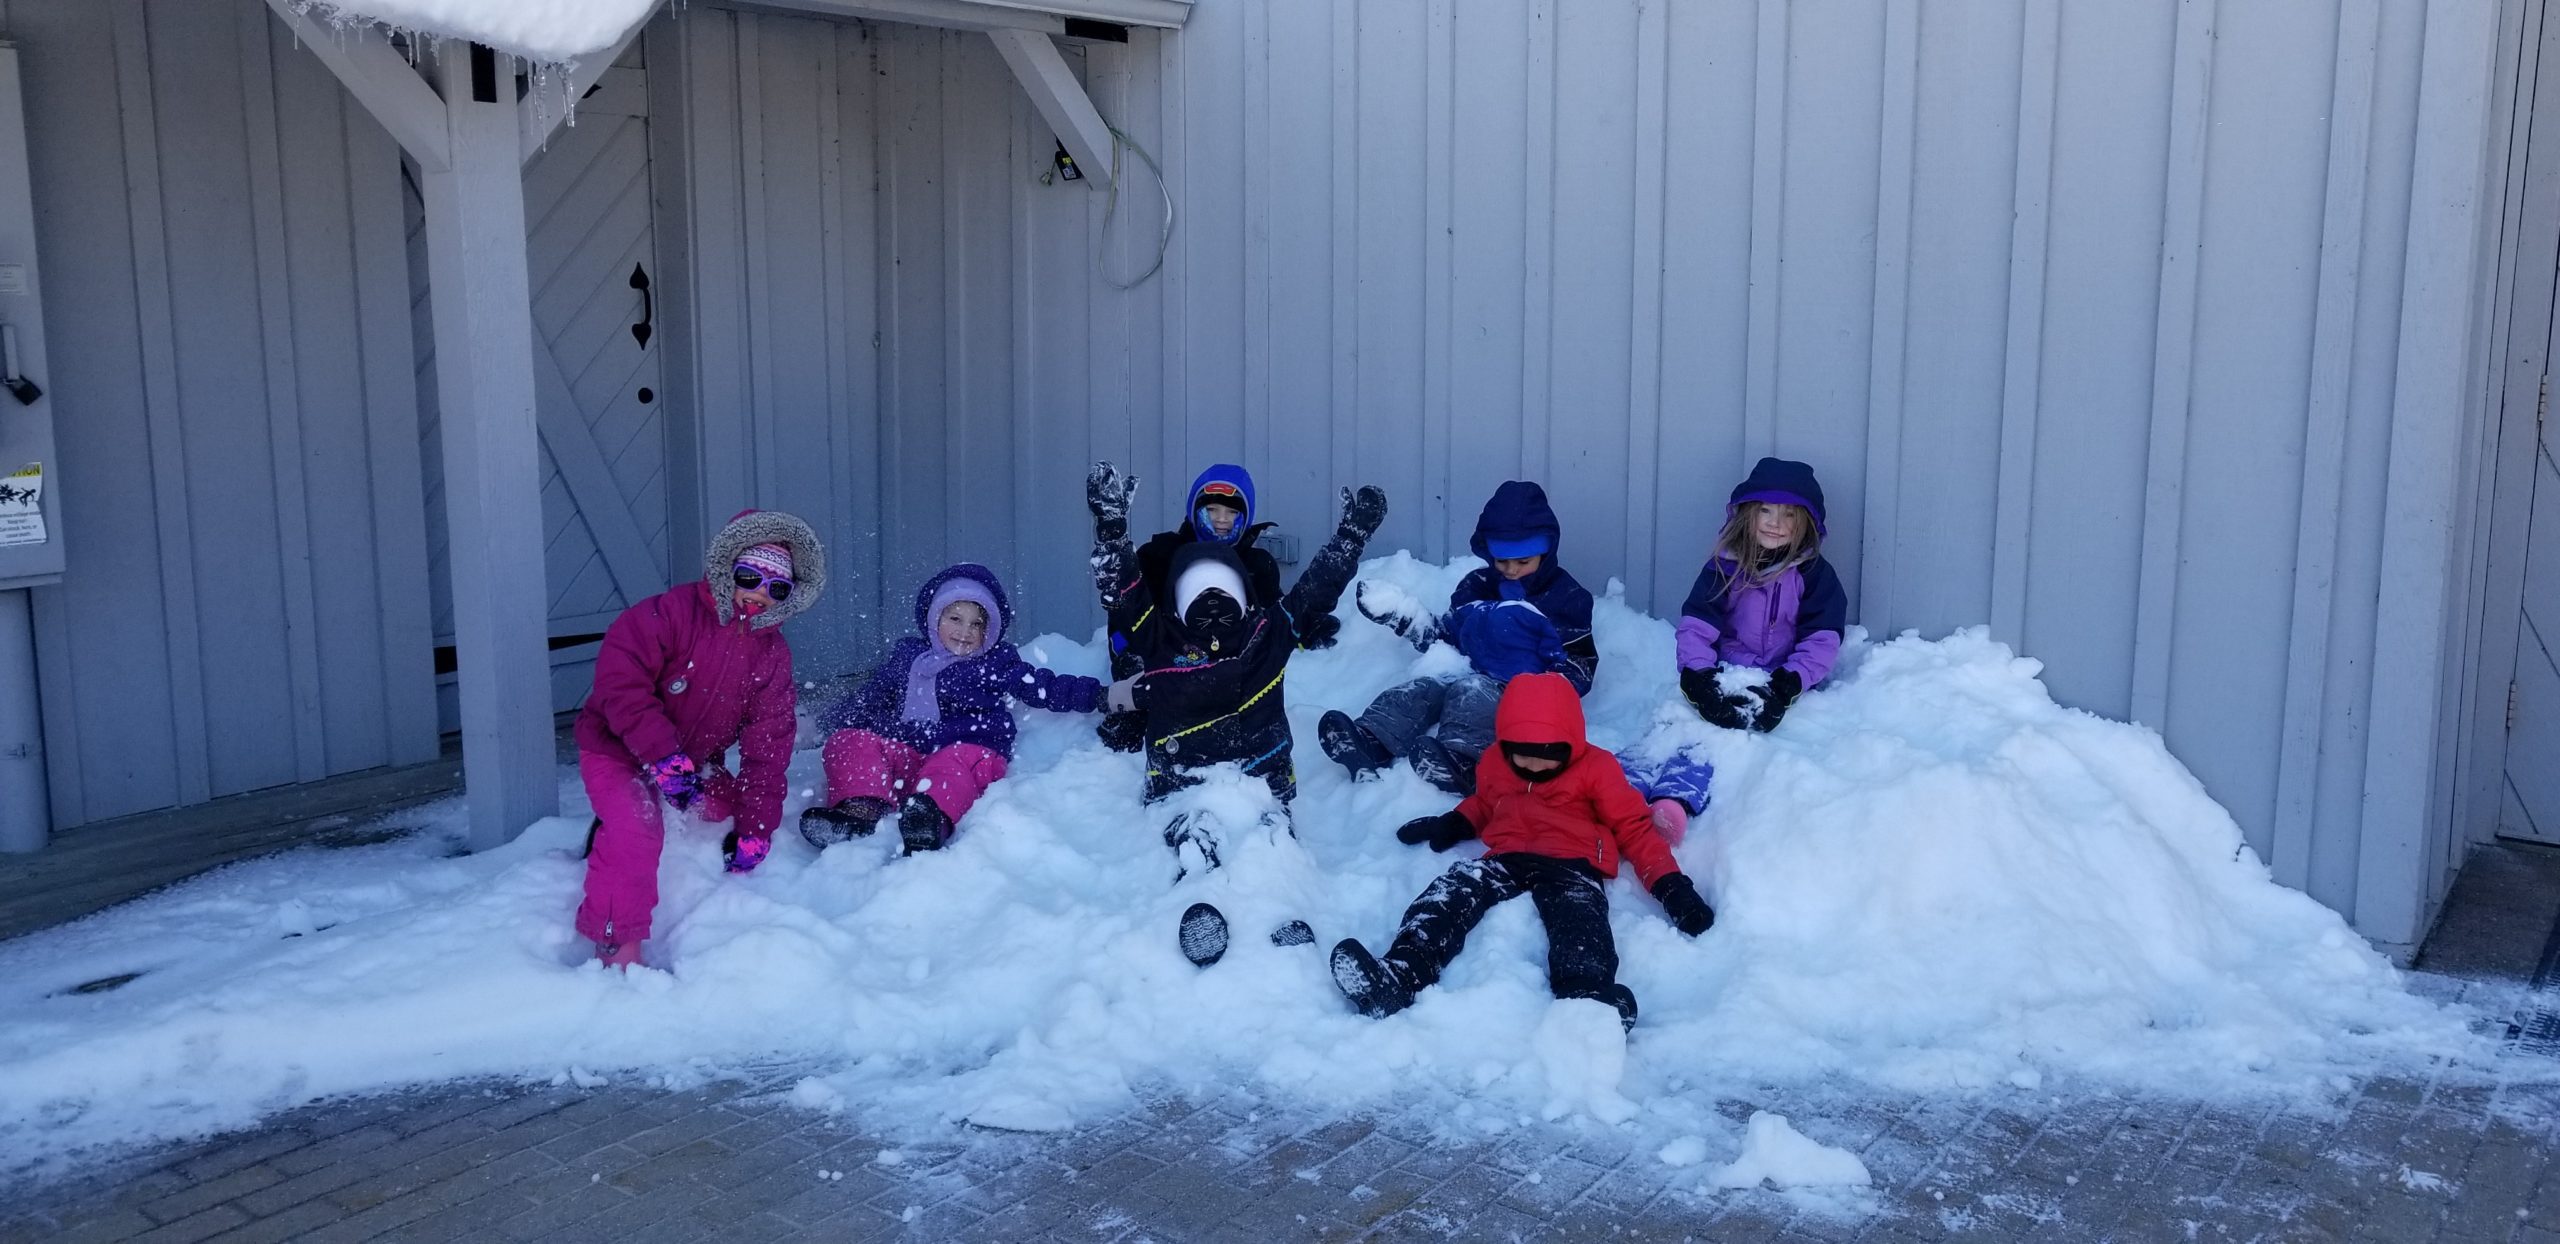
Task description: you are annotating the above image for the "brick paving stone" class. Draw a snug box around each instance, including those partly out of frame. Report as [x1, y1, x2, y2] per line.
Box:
[138, 1162, 283, 1225]
[129, 1204, 250, 1244]
[198, 1197, 356, 1244]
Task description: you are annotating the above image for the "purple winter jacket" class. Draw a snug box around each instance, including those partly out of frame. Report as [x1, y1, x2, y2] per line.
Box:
[1674, 557, 1848, 687]
[818, 564, 1103, 757]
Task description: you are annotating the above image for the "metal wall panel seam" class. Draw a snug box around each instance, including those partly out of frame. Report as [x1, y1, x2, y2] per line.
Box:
[1520, 0, 1555, 480]
[112, 0, 214, 807]
[2357, 0, 2506, 944]
[839, 22, 888, 646]
[646, 13, 704, 576]
[1743, 0, 1785, 463]
[1859, 0, 1918, 641]
[1990, 0, 2061, 648]
[2128, 0, 2217, 730]
[1008, 37, 1041, 617]
[739, 18, 778, 505]
[2271, 0, 2382, 888]
[688, 12, 749, 522]
[1624, 0, 1668, 608]
[940, 32, 969, 562]
[1157, 25, 1189, 488]
[345, 59, 440, 766]
[1245, 4, 1274, 491]
[237, 3, 330, 781]
[1424, 0, 1455, 558]
[1329, 0, 1358, 493]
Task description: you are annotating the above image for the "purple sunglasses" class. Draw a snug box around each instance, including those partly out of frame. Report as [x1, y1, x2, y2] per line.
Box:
[731, 564, 794, 601]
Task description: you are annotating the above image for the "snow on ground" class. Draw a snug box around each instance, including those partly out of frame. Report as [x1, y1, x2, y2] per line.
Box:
[0, 553, 2491, 1176]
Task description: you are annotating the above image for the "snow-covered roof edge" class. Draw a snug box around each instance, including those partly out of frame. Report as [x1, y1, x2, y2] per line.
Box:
[287, 0, 661, 66]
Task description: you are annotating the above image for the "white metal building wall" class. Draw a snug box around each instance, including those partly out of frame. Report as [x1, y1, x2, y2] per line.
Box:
[668, 0, 2511, 948]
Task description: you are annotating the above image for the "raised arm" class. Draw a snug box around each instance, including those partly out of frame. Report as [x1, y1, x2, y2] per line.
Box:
[1282, 485, 1388, 629]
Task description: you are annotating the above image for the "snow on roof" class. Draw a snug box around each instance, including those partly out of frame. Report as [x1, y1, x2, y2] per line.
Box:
[294, 0, 659, 64]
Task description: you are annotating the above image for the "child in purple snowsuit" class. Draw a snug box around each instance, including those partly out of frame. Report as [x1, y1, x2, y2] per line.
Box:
[801, 564, 1104, 855]
[1677, 457, 1846, 733]
[576, 510, 826, 968]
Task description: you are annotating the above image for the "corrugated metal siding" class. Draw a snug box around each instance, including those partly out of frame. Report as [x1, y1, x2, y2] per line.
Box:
[667, 0, 2505, 943]
[9, 0, 438, 826]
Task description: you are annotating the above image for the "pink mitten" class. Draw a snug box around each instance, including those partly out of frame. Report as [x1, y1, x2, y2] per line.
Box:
[1649, 798, 1690, 848]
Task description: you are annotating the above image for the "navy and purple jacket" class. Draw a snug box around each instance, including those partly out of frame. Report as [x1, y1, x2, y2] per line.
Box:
[1675, 458, 1846, 687]
[820, 564, 1103, 757]
[1439, 481, 1599, 694]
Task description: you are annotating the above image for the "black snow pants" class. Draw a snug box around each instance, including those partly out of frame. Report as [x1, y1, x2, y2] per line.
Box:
[1382, 852, 1619, 1003]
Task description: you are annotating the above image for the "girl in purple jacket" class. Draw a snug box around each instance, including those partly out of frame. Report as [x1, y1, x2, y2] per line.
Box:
[576, 509, 826, 969]
[801, 564, 1105, 855]
[1677, 458, 1846, 734]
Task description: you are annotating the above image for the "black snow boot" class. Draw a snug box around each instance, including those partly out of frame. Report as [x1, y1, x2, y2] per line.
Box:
[1317, 710, 1394, 777]
[1330, 939, 1417, 1019]
[1269, 919, 1315, 948]
[1096, 711, 1148, 754]
[1573, 983, 1639, 1033]
[898, 793, 952, 855]
[1179, 902, 1230, 967]
[800, 797, 891, 849]
[1404, 739, 1475, 797]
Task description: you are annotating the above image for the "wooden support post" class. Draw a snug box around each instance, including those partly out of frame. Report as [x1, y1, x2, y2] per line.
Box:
[421, 42, 559, 850]
[987, 28, 1113, 190]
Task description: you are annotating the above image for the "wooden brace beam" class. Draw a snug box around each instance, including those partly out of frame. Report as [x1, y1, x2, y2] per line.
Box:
[262, 0, 450, 172]
[521, 3, 661, 163]
[987, 28, 1113, 192]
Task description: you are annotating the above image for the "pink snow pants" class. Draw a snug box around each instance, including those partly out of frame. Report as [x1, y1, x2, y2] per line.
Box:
[821, 731, 1008, 827]
[575, 750, 739, 946]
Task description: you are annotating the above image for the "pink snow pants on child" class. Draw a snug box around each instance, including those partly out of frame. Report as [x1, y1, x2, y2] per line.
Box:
[821, 731, 1008, 827]
[576, 750, 738, 947]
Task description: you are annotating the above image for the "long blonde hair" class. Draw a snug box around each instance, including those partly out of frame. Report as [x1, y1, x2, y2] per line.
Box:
[1710, 502, 1820, 599]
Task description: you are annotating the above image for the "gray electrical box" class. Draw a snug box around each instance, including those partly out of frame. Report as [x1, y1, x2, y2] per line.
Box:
[0, 43, 60, 591]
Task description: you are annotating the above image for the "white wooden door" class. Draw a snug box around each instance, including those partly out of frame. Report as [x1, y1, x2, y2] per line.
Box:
[415, 42, 669, 725]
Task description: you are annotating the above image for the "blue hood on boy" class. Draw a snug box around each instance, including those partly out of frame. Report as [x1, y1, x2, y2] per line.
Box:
[1184, 464, 1258, 544]
[1468, 481, 1566, 597]
[1728, 457, 1828, 536]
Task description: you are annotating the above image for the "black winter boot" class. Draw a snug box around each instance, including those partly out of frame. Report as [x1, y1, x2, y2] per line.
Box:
[1330, 939, 1417, 1018]
[1179, 902, 1230, 967]
[898, 793, 952, 855]
[800, 797, 892, 849]
[1317, 710, 1394, 777]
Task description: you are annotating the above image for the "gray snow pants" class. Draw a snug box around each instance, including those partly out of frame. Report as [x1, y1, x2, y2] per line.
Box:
[1357, 672, 1504, 776]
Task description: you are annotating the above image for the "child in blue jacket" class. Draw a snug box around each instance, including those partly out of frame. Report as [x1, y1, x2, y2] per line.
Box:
[1320, 481, 1599, 796]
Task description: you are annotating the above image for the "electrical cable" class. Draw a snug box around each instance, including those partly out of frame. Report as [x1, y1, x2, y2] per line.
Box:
[1097, 125, 1174, 290]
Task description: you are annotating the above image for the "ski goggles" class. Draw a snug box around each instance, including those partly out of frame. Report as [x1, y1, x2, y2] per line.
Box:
[732, 565, 795, 601]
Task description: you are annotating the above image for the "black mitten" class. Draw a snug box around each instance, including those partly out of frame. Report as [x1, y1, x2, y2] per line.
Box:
[1681, 667, 1749, 730]
[1395, 810, 1477, 852]
[1297, 610, 1343, 650]
[1086, 461, 1137, 543]
[1751, 667, 1805, 733]
[1652, 872, 1716, 937]
[1337, 485, 1389, 542]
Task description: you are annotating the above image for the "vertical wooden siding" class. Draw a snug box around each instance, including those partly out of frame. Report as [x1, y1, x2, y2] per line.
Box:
[672, 0, 2500, 943]
[11, 0, 438, 826]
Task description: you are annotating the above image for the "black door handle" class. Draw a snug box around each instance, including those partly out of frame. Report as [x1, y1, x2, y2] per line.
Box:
[629, 263, 653, 349]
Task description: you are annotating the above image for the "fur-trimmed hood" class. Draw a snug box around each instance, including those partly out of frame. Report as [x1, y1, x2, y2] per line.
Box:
[706, 509, 827, 629]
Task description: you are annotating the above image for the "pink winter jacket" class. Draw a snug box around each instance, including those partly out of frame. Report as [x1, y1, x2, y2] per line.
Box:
[575, 580, 798, 841]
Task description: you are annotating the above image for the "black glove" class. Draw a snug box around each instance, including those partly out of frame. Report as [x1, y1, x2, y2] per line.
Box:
[1395, 809, 1477, 852]
[1652, 872, 1715, 937]
[1297, 610, 1343, 650]
[1751, 667, 1804, 733]
[1337, 485, 1389, 543]
[1087, 461, 1137, 544]
[1681, 667, 1750, 730]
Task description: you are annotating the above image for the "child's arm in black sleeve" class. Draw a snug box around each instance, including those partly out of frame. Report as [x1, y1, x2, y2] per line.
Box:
[1283, 485, 1388, 630]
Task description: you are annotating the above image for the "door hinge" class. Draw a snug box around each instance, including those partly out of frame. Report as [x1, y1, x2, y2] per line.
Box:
[2512, 679, 2522, 733]
[2539, 373, 2549, 430]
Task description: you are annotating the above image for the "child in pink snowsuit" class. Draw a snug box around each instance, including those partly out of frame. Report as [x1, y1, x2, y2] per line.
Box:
[574, 510, 827, 967]
[800, 563, 1103, 856]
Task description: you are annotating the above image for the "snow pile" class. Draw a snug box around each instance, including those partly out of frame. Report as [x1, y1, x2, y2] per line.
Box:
[291, 0, 655, 65]
[1709, 1112, 1872, 1189]
[0, 553, 2486, 1170]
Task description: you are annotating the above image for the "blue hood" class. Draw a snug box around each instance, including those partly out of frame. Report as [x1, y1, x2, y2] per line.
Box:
[1469, 481, 1565, 590]
[1727, 458, 1828, 536]
[1184, 464, 1257, 543]
[911, 563, 1015, 643]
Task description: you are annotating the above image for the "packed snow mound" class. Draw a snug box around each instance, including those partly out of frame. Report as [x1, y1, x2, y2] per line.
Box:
[1710, 1112, 1872, 1189]
[291, 0, 654, 65]
[0, 553, 2485, 1169]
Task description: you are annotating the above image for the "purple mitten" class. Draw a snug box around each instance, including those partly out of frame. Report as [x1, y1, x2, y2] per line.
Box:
[723, 829, 770, 873]
[646, 753, 702, 810]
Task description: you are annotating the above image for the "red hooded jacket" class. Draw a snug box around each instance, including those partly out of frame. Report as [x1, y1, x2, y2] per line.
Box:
[1453, 672, 1679, 889]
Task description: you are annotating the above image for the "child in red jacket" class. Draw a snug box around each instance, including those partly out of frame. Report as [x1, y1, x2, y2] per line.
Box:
[1330, 672, 1716, 1029]
[574, 509, 825, 968]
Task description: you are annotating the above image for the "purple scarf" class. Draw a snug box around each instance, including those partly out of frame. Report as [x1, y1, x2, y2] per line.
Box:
[901, 578, 1005, 722]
